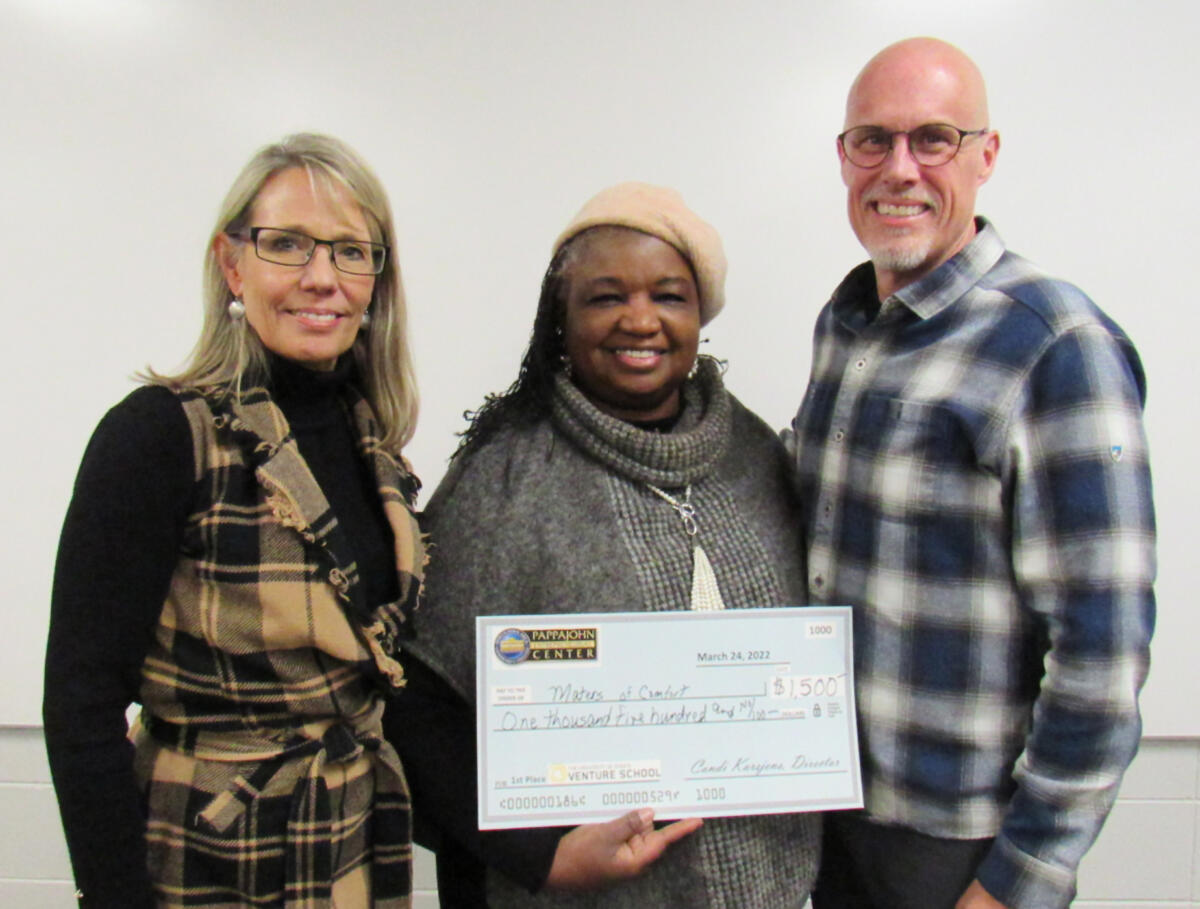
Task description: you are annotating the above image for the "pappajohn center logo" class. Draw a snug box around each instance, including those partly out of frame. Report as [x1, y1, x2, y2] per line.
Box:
[494, 627, 598, 664]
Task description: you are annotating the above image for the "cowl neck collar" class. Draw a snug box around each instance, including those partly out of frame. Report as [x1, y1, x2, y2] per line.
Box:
[550, 356, 731, 488]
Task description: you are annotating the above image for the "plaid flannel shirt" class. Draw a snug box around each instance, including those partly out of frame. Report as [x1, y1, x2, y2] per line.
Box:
[787, 219, 1155, 908]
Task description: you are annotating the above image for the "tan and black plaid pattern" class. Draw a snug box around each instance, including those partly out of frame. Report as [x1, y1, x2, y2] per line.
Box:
[132, 385, 424, 907]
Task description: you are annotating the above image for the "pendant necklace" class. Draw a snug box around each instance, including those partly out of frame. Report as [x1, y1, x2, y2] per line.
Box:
[645, 483, 727, 611]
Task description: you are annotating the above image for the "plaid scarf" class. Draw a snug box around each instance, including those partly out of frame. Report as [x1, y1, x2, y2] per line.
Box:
[133, 382, 424, 907]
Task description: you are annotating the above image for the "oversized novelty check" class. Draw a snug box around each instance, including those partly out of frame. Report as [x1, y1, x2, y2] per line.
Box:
[476, 607, 862, 829]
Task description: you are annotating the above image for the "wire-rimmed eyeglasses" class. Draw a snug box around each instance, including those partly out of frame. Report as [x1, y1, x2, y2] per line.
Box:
[838, 123, 989, 168]
[232, 227, 388, 276]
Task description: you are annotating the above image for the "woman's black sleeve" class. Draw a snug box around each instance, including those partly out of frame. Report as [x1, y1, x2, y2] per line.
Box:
[385, 656, 565, 904]
[43, 386, 194, 908]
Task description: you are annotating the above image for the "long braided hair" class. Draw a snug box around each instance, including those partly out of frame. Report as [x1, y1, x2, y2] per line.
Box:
[454, 241, 575, 457]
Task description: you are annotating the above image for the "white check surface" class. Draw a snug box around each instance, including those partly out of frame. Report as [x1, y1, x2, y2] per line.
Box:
[476, 607, 862, 829]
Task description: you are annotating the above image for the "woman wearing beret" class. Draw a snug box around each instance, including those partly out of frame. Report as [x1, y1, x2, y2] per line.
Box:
[403, 183, 821, 907]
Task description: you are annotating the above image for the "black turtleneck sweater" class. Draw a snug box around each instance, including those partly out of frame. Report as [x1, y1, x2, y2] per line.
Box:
[42, 357, 555, 908]
[268, 354, 401, 610]
[43, 355, 407, 905]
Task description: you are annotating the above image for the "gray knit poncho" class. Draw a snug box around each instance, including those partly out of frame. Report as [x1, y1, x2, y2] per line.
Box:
[412, 360, 820, 908]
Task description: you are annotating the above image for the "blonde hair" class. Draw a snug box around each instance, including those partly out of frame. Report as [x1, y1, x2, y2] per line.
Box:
[146, 132, 418, 450]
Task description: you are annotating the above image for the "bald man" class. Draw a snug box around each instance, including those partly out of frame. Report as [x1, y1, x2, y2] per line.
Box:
[787, 38, 1155, 909]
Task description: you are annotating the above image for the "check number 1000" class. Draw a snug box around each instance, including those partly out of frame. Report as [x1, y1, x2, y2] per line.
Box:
[770, 674, 843, 699]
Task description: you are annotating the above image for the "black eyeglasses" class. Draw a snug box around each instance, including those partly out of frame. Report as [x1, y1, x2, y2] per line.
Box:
[838, 123, 988, 168]
[233, 227, 388, 276]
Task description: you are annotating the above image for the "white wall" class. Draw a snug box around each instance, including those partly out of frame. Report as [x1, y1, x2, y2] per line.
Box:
[3, 1, 1196, 734]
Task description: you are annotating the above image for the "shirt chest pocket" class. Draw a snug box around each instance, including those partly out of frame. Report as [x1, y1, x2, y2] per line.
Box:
[850, 394, 983, 515]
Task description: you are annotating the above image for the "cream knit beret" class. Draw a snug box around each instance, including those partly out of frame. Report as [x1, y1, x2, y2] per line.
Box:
[552, 182, 727, 326]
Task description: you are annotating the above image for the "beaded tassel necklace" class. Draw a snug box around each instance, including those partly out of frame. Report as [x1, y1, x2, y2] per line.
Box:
[644, 483, 727, 611]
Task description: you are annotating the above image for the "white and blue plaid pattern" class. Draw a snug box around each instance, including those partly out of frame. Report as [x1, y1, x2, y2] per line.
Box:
[788, 220, 1155, 909]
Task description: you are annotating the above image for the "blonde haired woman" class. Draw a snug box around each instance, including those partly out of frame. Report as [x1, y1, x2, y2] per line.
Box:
[45, 133, 424, 907]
